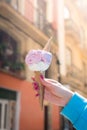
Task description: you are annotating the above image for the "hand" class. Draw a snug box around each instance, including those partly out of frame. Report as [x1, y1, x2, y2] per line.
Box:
[32, 75, 73, 107]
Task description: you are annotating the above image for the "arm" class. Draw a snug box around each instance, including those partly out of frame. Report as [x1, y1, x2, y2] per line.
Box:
[32, 76, 87, 130]
[61, 92, 87, 130]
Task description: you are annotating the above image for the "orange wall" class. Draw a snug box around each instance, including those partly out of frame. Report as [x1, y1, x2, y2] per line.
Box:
[0, 72, 44, 130]
[0, 72, 60, 130]
[52, 105, 60, 130]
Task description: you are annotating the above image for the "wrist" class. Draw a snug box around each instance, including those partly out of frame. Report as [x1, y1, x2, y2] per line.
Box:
[65, 91, 74, 106]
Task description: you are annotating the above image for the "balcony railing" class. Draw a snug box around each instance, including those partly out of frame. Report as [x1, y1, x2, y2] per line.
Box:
[0, 52, 26, 79]
[0, 56, 26, 79]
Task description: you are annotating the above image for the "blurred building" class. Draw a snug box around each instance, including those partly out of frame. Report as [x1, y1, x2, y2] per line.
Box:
[63, 0, 87, 97]
[0, 0, 87, 130]
[0, 1, 58, 130]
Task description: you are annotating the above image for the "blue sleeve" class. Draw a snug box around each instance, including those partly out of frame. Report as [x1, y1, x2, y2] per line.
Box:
[60, 93, 87, 130]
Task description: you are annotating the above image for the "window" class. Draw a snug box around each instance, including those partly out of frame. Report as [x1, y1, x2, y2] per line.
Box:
[34, 0, 46, 30]
[0, 30, 18, 67]
[0, 100, 16, 130]
[0, 30, 25, 77]
[0, 88, 17, 130]
[0, 100, 8, 130]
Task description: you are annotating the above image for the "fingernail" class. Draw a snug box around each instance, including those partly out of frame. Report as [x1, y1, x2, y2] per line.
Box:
[40, 74, 44, 79]
[34, 86, 39, 90]
[32, 82, 39, 90]
[36, 93, 40, 97]
[33, 82, 38, 86]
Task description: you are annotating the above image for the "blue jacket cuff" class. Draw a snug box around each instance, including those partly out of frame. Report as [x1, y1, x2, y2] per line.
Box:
[60, 92, 86, 125]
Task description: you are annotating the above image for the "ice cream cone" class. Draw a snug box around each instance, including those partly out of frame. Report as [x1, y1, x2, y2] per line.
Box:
[34, 71, 44, 109]
[43, 36, 53, 51]
[34, 37, 53, 109]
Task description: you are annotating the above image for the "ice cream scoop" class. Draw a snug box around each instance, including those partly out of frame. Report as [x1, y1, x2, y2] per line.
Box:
[25, 37, 53, 109]
[25, 50, 52, 71]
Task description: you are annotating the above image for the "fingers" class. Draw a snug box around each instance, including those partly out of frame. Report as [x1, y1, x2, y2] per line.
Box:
[31, 76, 64, 106]
[31, 75, 56, 97]
[32, 77, 40, 96]
[45, 89, 65, 107]
[40, 75, 54, 91]
[32, 82, 39, 90]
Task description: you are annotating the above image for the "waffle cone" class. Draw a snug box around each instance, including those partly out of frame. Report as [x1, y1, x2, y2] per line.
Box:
[34, 37, 52, 109]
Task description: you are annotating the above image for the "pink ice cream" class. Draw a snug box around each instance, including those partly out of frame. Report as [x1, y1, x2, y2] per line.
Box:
[25, 50, 52, 71]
